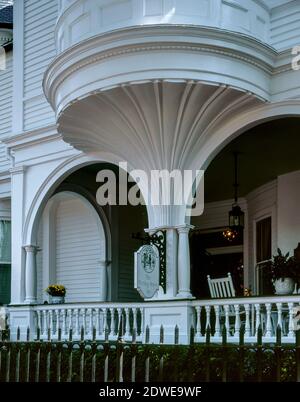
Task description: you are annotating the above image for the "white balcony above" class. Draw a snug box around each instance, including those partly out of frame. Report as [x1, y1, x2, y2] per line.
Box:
[56, 0, 273, 53]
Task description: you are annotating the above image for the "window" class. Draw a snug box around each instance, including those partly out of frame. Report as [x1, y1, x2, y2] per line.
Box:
[256, 217, 271, 263]
[256, 216, 272, 295]
[0, 220, 11, 304]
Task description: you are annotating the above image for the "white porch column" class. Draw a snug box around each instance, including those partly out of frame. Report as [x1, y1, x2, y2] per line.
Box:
[177, 225, 193, 299]
[10, 165, 27, 304]
[24, 245, 38, 304]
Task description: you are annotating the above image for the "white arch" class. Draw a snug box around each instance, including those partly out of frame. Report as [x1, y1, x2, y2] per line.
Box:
[23, 152, 143, 246]
[185, 100, 300, 222]
[192, 100, 300, 172]
[38, 190, 108, 302]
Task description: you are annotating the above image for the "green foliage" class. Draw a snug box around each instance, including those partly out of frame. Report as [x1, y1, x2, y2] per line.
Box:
[265, 248, 300, 282]
[45, 285, 66, 297]
[0, 341, 297, 382]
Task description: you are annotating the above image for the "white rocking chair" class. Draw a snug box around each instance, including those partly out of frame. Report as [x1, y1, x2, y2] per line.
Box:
[207, 272, 236, 299]
[207, 273, 239, 335]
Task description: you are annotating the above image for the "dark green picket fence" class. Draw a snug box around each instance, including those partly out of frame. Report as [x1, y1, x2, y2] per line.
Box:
[0, 325, 300, 382]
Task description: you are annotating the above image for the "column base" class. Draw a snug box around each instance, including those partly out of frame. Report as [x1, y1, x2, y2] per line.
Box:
[143, 300, 195, 344]
[176, 291, 194, 299]
[24, 298, 37, 304]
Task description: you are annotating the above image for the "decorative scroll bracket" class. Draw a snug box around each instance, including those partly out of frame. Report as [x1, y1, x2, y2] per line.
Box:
[132, 230, 166, 293]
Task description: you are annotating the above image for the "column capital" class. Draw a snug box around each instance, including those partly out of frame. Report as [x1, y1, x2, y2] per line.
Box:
[176, 224, 194, 234]
[23, 244, 39, 253]
[145, 226, 176, 234]
[9, 165, 27, 175]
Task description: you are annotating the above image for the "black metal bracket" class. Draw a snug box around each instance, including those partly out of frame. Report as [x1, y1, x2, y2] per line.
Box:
[132, 230, 167, 293]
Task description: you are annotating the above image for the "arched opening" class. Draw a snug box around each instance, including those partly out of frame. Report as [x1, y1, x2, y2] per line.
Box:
[36, 191, 107, 303]
[32, 161, 148, 304]
[191, 117, 300, 299]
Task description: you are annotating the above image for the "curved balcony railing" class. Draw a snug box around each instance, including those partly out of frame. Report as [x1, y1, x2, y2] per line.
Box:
[55, 0, 271, 53]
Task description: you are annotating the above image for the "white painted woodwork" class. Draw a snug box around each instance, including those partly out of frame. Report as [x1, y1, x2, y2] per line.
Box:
[7, 0, 300, 339]
[28, 294, 300, 343]
[36, 220, 43, 303]
[34, 302, 144, 341]
[55, 0, 282, 53]
[177, 226, 192, 298]
[24, 245, 38, 303]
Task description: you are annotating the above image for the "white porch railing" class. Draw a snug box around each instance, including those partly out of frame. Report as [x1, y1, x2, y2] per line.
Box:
[34, 303, 144, 341]
[30, 296, 300, 344]
[192, 295, 300, 343]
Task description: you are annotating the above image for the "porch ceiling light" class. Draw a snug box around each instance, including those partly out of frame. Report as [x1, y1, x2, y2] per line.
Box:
[223, 152, 244, 241]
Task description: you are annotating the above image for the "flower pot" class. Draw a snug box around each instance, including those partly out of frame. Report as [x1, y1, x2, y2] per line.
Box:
[273, 277, 295, 295]
[50, 295, 65, 304]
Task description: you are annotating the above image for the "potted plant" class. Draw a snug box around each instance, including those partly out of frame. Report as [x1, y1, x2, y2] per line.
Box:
[265, 248, 300, 295]
[45, 284, 66, 304]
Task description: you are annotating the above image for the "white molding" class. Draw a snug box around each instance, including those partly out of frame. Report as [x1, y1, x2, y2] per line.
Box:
[206, 245, 243, 255]
[2, 125, 59, 150]
[44, 25, 277, 112]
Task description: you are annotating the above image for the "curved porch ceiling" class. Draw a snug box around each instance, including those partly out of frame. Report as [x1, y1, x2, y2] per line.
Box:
[58, 80, 263, 173]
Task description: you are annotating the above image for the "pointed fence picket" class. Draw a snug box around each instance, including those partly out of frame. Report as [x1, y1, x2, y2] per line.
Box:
[0, 323, 300, 382]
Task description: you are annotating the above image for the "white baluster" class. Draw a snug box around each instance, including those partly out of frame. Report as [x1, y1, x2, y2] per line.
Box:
[43, 310, 48, 337]
[103, 308, 108, 335]
[55, 309, 60, 336]
[245, 304, 251, 337]
[276, 303, 283, 333]
[214, 305, 221, 337]
[196, 306, 201, 336]
[75, 308, 80, 336]
[82, 308, 87, 335]
[49, 310, 53, 337]
[255, 304, 261, 336]
[288, 303, 294, 337]
[117, 308, 122, 336]
[37, 310, 42, 334]
[125, 308, 131, 337]
[140, 308, 144, 336]
[89, 308, 93, 335]
[234, 304, 240, 338]
[110, 308, 115, 335]
[265, 303, 272, 337]
[205, 305, 211, 330]
[133, 308, 138, 336]
[96, 308, 101, 336]
[68, 309, 73, 334]
[62, 309, 66, 335]
[224, 305, 230, 335]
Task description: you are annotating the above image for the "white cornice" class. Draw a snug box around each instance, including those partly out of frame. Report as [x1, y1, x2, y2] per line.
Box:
[2, 124, 61, 151]
[44, 25, 278, 110]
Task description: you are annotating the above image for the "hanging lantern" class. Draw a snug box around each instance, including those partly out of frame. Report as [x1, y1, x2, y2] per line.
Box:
[223, 152, 244, 241]
[229, 204, 244, 228]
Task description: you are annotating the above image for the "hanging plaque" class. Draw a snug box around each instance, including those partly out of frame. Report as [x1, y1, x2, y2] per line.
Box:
[134, 244, 160, 299]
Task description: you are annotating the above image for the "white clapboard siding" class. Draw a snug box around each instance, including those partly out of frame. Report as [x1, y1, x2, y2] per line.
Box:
[0, 51, 12, 136]
[0, 50, 12, 171]
[270, 3, 300, 50]
[55, 196, 106, 303]
[23, 0, 57, 130]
